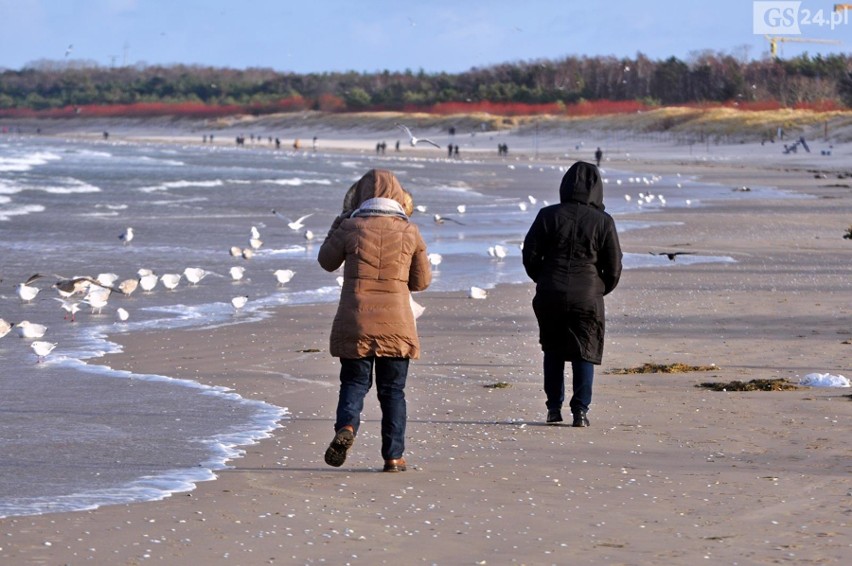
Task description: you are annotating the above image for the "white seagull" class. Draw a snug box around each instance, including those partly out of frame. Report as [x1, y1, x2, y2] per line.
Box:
[118, 278, 139, 296]
[303, 230, 315, 242]
[31, 340, 57, 362]
[456, 204, 466, 214]
[229, 266, 246, 281]
[487, 245, 508, 260]
[273, 269, 295, 285]
[229, 246, 243, 257]
[54, 297, 81, 321]
[427, 253, 443, 267]
[139, 273, 158, 292]
[231, 295, 249, 312]
[116, 307, 129, 322]
[395, 123, 442, 149]
[273, 210, 314, 231]
[16, 320, 47, 339]
[468, 286, 488, 300]
[119, 227, 134, 245]
[83, 290, 110, 314]
[16, 274, 43, 302]
[160, 273, 181, 290]
[183, 267, 209, 285]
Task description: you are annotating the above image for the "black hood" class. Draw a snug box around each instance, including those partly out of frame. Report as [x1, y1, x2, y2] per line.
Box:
[559, 161, 604, 210]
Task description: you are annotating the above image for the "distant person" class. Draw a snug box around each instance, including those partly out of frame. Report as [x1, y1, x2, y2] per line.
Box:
[313, 136, 318, 150]
[294, 138, 301, 149]
[209, 134, 214, 143]
[453, 144, 459, 157]
[103, 131, 109, 140]
[448, 144, 453, 158]
[203, 135, 207, 143]
[318, 169, 432, 472]
[594, 147, 603, 167]
[522, 161, 623, 427]
[395, 140, 400, 152]
[275, 137, 281, 149]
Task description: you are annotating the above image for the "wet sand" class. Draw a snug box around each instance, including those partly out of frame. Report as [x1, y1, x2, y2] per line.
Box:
[1, 132, 850, 564]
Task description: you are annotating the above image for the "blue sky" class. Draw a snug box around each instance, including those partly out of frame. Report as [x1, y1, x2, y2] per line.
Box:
[1, 0, 849, 72]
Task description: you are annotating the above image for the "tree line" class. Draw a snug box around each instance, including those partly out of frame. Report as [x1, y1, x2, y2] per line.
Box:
[1, 51, 851, 114]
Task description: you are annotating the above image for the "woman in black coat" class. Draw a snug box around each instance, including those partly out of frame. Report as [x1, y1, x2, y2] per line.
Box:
[522, 161, 623, 427]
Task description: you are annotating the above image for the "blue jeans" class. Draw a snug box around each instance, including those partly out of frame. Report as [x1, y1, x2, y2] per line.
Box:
[543, 351, 594, 414]
[335, 357, 409, 460]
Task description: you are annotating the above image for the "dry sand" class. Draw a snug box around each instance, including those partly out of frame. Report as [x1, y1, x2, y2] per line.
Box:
[1, 129, 850, 565]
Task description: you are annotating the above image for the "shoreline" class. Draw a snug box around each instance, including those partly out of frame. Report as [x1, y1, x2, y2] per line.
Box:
[1, 129, 850, 563]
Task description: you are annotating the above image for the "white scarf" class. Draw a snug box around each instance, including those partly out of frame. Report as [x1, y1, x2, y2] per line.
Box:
[351, 197, 408, 220]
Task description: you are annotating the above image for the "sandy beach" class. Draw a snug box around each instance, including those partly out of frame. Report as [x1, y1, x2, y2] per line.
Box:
[1, 123, 850, 565]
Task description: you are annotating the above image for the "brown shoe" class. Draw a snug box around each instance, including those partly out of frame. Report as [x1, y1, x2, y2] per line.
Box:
[383, 458, 407, 472]
[324, 426, 355, 467]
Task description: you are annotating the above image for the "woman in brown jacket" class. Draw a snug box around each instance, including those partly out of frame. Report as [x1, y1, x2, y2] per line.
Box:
[318, 169, 432, 472]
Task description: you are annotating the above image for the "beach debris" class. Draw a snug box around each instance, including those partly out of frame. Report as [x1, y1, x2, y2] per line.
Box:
[273, 269, 295, 285]
[116, 307, 129, 322]
[31, 340, 57, 362]
[118, 227, 134, 245]
[799, 373, 850, 388]
[0, 318, 15, 339]
[697, 379, 799, 392]
[469, 286, 487, 299]
[483, 382, 512, 389]
[16, 320, 47, 339]
[395, 123, 442, 149]
[611, 362, 717, 374]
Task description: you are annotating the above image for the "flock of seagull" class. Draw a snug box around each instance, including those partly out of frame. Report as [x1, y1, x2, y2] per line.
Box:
[1, 212, 319, 363]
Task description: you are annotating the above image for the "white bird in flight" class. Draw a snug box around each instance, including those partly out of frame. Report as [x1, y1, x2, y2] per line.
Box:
[273, 210, 314, 231]
[395, 123, 442, 149]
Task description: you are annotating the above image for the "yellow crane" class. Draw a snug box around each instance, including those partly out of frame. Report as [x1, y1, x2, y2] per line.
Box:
[764, 35, 842, 58]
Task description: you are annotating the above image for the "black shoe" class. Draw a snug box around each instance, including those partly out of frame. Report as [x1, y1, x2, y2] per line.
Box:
[546, 409, 563, 423]
[572, 411, 590, 427]
[324, 427, 355, 467]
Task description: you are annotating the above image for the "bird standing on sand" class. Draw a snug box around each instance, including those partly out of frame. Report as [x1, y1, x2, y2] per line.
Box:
[229, 266, 246, 281]
[54, 297, 81, 321]
[273, 269, 295, 285]
[119, 227, 134, 245]
[160, 273, 182, 290]
[31, 340, 57, 362]
[231, 295, 249, 312]
[0, 318, 14, 339]
[395, 123, 442, 149]
[16, 320, 47, 339]
[183, 267, 209, 285]
[16, 274, 45, 302]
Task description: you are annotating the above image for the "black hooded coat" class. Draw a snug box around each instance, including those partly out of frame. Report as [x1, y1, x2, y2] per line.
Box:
[522, 162, 623, 364]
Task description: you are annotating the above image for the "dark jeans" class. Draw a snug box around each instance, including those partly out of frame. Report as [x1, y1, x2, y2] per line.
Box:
[543, 351, 594, 414]
[335, 356, 409, 460]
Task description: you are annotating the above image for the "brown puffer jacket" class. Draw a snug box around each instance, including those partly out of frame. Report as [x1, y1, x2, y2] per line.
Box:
[318, 169, 432, 359]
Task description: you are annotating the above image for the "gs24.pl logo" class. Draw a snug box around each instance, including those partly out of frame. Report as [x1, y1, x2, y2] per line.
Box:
[753, 1, 849, 34]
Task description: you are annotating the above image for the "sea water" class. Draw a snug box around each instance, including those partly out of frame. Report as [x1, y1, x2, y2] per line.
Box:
[0, 134, 804, 518]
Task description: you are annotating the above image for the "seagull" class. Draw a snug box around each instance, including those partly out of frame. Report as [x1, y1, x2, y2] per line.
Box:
[433, 214, 464, 225]
[139, 273, 159, 292]
[183, 267, 209, 285]
[53, 297, 81, 321]
[650, 251, 695, 261]
[303, 230, 315, 242]
[518, 202, 528, 211]
[83, 290, 110, 314]
[336, 275, 344, 287]
[456, 204, 466, 214]
[229, 266, 246, 281]
[415, 205, 428, 213]
[116, 307, 129, 322]
[528, 195, 537, 205]
[16, 320, 47, 339]
[64, 44, 73, 58]
[427, 253, 442, 267]
[0, 318, 15, 339]
[17, 281, 40, 303]
[468, 286, 487, 299]
[231, 295, 249, 312]
[250, 226, 261, 240]
[273, 210, 314, 231]
[54, 276, 117, 297]
[273, 269, 295, 285]
[96, 273, 120, 287]
[229, 246, 243, 257]
[395, 123, 442, 149]
[137, 268, 154, 278]
[119, 227, 134, 245]
[160, 273, 181, 290]
[241, 248, 255, 259]
[118, 278, 139, 296]
[249, 237, 263, 250]
[487, 245, 508, 260]
[31, 340, 57, 362]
